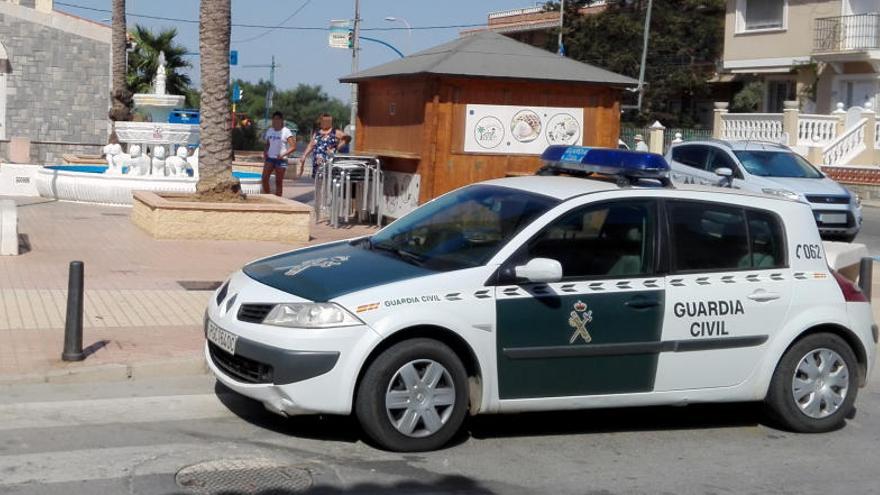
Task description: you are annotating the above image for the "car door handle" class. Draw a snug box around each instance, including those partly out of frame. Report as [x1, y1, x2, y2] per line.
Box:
[625, 298, 660, 309]
[748, 290, 781, 302]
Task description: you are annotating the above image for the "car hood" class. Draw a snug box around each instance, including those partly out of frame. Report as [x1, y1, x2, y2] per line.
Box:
[753, 175, 850, 197]
[243, 241, 436, 302]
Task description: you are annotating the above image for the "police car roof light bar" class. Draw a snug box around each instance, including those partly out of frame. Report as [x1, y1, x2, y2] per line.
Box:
[538, 146, 673, 188]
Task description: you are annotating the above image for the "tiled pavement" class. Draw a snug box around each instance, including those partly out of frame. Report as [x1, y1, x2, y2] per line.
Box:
[0, 179, 377, 382]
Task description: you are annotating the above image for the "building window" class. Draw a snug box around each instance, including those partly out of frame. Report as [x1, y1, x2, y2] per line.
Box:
[737, 0, 786, 32]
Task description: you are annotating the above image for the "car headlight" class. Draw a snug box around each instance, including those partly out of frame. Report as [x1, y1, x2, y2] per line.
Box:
[262, 303, 363, 328]
[851, 193, 862, 208]
[761, 188, 800, 201]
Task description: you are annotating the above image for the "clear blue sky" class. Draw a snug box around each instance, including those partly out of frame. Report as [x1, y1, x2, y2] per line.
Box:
[56, 0, 539, 101]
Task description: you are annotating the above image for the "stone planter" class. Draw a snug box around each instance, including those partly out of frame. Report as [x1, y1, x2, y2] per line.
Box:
[131, 191, 311, 242]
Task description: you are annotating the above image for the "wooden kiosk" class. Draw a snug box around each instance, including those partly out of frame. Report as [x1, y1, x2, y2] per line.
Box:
[340, 31, 637, 216]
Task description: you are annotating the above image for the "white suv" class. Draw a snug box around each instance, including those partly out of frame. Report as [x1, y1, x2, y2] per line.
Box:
[206, 147, 877, 452]
[665, 140, 862, 242]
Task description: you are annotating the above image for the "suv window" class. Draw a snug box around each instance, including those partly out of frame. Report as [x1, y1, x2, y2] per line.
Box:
[672, 145, 709, 170]
[707, 148, 744, 179]
[521, 201, 656, 279]
[669, 201, 785, 272]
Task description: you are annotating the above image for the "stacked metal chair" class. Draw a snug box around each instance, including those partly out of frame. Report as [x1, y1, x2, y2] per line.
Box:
[314, 154, 383, 228]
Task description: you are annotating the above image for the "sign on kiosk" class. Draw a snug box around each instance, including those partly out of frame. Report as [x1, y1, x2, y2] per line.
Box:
[464, 104, 584, 155]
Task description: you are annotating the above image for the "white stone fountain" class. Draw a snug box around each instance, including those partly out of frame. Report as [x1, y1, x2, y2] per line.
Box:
[112, 51, 200, 175]
[34, 53, 261, 205]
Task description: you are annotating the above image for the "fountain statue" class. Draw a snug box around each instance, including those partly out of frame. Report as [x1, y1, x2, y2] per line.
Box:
[154, 51, 167, 96]
[151, 145, 166, 177]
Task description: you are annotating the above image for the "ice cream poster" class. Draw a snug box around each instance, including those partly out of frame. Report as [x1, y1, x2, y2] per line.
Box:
[464, 104, 584, 155]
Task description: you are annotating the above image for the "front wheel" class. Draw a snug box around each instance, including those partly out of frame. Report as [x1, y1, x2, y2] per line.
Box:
[765, 333, 859, 432]
[355, 338, 469, 452]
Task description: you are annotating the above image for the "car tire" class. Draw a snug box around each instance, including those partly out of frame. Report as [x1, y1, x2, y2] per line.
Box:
[765, 333, 859, 433]
[355, 338, 469, 452]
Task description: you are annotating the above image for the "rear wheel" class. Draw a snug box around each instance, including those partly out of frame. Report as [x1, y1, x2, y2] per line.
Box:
[766, 333, 859, 432]
[355, 338, 469, 452]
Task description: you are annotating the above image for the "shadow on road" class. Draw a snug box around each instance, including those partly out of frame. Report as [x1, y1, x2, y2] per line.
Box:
[169, 474, 497, 494]
[214, 381, 768, 449]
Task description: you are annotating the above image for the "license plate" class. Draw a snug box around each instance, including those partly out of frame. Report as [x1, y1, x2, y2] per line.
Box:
[206, 320, 238, 355]
[819, 213, 847, 224]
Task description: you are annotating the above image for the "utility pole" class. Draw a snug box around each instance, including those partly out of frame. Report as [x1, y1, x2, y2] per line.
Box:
[636, 0, 653, 112]
[350, 0, 361, 151]
[265, 55, 276, 125]
[557, 0, 565, 55]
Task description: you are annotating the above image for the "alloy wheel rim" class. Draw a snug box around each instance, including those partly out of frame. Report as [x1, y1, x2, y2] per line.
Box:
[791, 348, 849, 419]
[385, 359, 456, 438]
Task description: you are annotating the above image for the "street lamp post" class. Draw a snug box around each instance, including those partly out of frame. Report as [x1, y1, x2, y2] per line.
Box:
[384, 16, 412, 54]
[350, 0, 361, 151]
[557, 0, 565, 55]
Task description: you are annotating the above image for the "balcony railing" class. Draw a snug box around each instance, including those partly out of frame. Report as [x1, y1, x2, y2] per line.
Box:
[815, 13, 880, 52]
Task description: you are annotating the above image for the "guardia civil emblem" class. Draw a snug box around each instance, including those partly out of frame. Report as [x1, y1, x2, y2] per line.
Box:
[280, 256, 350, 276]
[568, 300, 593, 344]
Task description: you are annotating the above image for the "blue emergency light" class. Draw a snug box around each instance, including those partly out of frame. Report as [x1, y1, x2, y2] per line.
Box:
[539, 146, 672, 186]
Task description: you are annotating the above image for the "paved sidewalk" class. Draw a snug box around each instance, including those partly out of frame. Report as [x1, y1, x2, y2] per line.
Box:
[0, 178, 377, 384]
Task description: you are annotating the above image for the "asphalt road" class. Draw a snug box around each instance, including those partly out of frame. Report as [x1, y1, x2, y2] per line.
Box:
[856, 205, 880, 256]
[1, 365, 879, 495]
[2, 209, 880, 495]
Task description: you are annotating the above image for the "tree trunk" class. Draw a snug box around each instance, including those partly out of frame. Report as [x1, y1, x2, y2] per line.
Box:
[109, 0, 131, 122]
[196, 0, 238, 197]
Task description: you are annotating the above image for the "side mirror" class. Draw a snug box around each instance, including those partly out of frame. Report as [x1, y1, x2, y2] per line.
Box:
[714, 167, 734, 188]
[514, 258, 563, 284]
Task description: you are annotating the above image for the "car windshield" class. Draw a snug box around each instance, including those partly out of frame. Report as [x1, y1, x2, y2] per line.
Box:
[368, 184, 559, 271]
[733, 150, 823, 178]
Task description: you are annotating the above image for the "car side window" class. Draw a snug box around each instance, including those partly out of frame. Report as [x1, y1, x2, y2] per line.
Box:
[672, 145, 709, 171]
[708, 149, 742, 178]
[669, 201, 785, 272]
[745, 210, 786, 269]
[521, 201, 656, 279]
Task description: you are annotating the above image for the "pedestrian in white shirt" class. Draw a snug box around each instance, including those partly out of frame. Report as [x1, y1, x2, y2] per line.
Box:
[262, 111, 296, 196]
[634, 134, 649, 152]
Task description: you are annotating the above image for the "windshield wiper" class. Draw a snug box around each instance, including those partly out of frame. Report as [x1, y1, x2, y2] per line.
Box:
[371, 241, 426, 266]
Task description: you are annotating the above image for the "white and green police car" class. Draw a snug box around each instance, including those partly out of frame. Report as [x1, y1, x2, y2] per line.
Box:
[206, 146, 877, 452]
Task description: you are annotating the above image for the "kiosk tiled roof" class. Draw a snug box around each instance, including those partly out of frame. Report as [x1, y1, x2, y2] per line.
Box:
[340, 31, 637, 86]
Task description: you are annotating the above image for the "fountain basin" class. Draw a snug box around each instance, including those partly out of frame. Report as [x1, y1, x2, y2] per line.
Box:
[113, 121, 199, 146]
[132, 93, 185, 123]
[36, 165, 261, 206]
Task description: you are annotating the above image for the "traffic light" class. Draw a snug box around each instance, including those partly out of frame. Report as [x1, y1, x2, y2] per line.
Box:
[347, 31, 354, 49]
[231, 82, 243, 103]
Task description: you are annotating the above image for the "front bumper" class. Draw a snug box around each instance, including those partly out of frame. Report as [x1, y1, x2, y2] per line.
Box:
[205, 269, 381, 416]
[810, 205, 861, 236]
[206, 335, 339, 385]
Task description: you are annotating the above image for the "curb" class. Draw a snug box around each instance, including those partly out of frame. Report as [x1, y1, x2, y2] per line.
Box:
[0, 356, 208, 386]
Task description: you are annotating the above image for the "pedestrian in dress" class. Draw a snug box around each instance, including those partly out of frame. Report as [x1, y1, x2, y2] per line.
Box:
[299, 113, 350, 178]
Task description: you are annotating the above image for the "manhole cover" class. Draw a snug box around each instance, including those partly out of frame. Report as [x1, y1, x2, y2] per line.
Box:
[176, 458, 312, 494]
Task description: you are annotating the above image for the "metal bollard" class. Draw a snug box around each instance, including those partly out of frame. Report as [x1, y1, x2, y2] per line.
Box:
[62, 261, 85, 361]
[859, 257, 873, 301]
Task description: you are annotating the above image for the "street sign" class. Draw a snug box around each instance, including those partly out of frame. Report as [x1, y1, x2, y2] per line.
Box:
[229, 50, 238, 66]
[231, 82, 242, 103]
[329, 20, 353, 49]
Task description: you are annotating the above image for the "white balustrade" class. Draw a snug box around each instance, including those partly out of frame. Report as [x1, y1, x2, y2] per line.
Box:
[823, 118, 866, 166]
[797, 114, 838, 146]
[720, 114, 784, 142]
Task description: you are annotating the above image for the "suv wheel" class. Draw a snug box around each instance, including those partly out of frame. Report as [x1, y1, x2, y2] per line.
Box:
[766, 333, 859, 432]
[355, 338, 469, 451]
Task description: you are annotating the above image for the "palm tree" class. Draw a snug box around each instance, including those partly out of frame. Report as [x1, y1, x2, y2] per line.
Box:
[109, 0, 131, 122]
[127, 25, 192, 98]
[196, 0, 237, 196]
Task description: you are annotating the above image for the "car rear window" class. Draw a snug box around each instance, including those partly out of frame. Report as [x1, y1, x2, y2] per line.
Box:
[668, 201, 785, 272]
